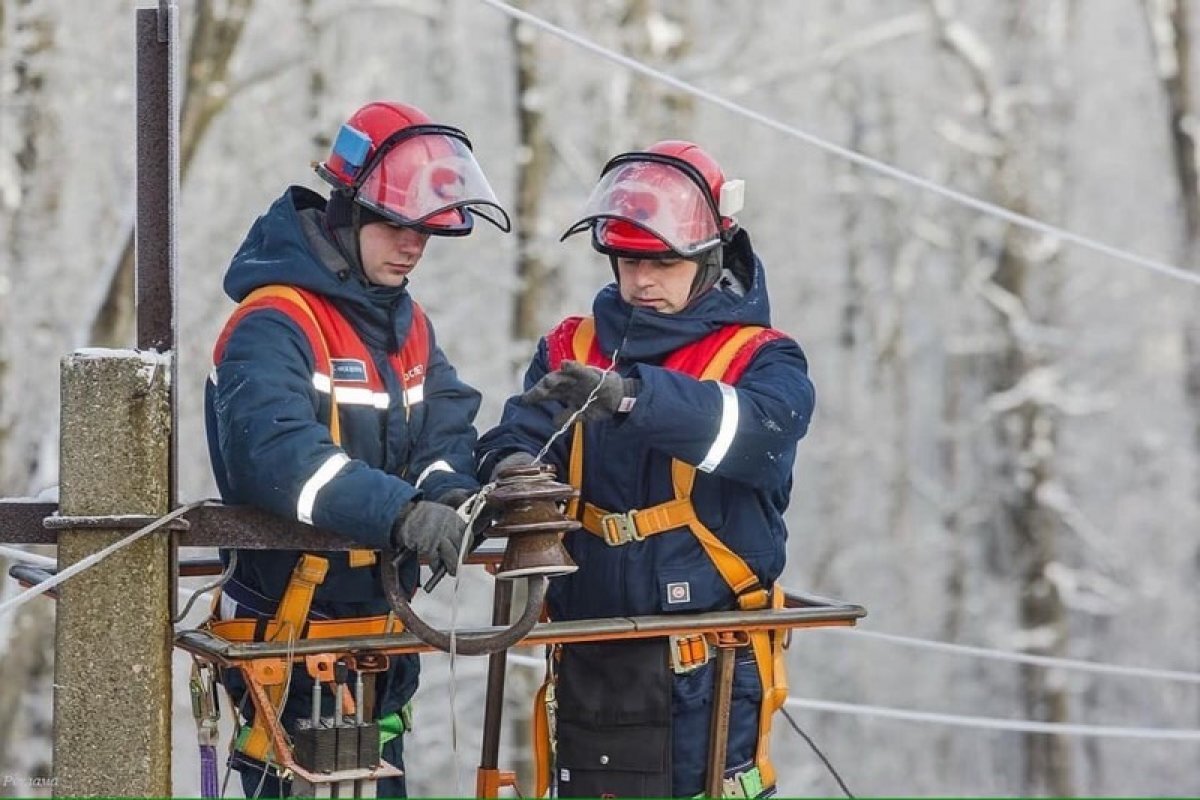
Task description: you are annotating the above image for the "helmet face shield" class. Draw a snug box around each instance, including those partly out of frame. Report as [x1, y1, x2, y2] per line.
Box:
[562, 154, 723, 257]
[355, 127, 511, 234]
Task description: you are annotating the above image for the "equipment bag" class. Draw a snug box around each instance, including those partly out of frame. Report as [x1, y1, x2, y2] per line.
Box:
[554, 639, 673, 798]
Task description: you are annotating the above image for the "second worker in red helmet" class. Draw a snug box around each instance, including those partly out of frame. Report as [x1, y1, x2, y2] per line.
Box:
[479, 141, 815, 798]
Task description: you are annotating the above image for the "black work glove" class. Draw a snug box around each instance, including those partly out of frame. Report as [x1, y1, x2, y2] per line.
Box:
[520, 360, 639, 426]
[390, 500, 467, 576]
[488, 450, 538, 482]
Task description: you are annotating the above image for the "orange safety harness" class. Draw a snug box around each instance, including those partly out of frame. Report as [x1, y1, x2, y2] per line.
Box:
[532, 316, 792, 796]
[209, 285, 428, 761]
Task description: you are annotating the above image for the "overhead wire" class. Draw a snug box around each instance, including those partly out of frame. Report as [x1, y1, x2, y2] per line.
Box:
[504, 652, 1200, 740]
[0, 499, 213, 619]
[785, 696, 1200, 740]
[817, 626, 1200, 684]
[0, 546, 56, 569]
[475, 0, 1200, 289]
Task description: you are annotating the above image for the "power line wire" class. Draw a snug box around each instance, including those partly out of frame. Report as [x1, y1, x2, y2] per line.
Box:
[0, 500, 212, 619]
[0, 546, 57, 569]
[785, 696, 1200, 740]
[506, 652, 1200, 739]
[475, 0, 1200, 289]
[818, 626, 1200, 684]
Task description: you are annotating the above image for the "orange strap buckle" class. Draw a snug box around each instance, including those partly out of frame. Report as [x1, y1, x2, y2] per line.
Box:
[669, 633, 712, 674]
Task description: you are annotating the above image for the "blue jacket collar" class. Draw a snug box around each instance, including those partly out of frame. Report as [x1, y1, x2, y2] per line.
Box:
[224, 186, 413, 351]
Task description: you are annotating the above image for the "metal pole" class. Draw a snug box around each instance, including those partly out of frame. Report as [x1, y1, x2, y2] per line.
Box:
[704, 643, 737, 798]
[136, 0, 180, 618]
[476, 579, 515, 798]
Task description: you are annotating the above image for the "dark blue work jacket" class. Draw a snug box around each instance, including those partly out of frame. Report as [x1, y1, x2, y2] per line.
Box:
[204, 186, 481, 618]
[478, 230, 814, 621]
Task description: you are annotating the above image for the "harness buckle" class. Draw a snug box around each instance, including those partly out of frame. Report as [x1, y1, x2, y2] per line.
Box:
[189, 661, 220, 747]
[600, 510, 643, 546]
[668, 633, 712, 674]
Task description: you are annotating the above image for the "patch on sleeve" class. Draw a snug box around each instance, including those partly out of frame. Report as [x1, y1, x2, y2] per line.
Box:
[331, 358, 368, 383]
[665, 581, 692, 605]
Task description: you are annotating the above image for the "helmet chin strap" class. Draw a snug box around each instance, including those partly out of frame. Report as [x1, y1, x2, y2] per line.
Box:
[350, 203, 365, 275]
[686, 245, 724, 303]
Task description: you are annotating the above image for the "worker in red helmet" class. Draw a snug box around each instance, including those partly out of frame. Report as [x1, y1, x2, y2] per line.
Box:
[479, 141, 815, 798]
[204, 101, 509, 798]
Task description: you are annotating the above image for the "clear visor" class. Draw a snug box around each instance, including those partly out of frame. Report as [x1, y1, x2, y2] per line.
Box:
[357, 133, 511, 231]
[564, 159, 721, 256]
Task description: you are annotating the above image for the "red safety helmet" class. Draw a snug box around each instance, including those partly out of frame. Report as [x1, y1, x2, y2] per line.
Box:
[315, 101, 510, 236]
[561, 140, 743, 258]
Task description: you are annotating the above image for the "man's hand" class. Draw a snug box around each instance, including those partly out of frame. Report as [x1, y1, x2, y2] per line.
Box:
[436, 487, 501, 542]
[435, 487, 473, 511]
[520, 360, 638, 425]
[390, 501, 467, 576]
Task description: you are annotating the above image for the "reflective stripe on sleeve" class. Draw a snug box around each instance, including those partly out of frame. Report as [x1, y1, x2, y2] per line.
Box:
[415, 459, 454, 489]
[297, 453, 350, 524]
[698, 382, 739, 473]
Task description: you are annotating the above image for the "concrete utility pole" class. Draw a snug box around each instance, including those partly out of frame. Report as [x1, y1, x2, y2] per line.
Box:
[53, 351, 173, 796]
[51, 4, 179, 795]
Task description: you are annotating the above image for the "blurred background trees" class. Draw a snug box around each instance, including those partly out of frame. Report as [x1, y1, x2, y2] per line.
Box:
[1, 1, 1198, 795]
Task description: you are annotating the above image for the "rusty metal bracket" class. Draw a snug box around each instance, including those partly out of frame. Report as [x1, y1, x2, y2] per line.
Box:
[43, 514, 190, 531]
[381, 465, 577, 656]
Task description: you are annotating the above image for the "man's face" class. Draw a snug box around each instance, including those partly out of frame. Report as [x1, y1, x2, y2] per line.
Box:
[358, 222, 430, 287]
[616, 256, 700, 314]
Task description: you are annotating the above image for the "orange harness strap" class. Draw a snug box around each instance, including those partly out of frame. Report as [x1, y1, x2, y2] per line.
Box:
[563, 317, 785, 791]
[238, 553, 329, 762]
[532, 669, 554, 798]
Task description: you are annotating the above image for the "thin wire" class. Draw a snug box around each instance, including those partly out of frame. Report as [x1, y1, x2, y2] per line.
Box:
[506, 653, 1200, 740]
[0, 546, 56, 568]
[251, 622, 299, 799]
[534, 349, 622, 464]
[219, 692, 249, 798]
[511, 624, 1200, 688]
[475, 0, 1200, 289]
[785, 696, 1200, 740]
[0, 499, 213, 619]
[818, 626, 1200, 685]
[779, 706, 855, 798]
[172, 551, 238, 624]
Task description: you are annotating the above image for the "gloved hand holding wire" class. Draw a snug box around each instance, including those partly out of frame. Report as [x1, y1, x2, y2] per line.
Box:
[520, 360, 639, 425]
[390, 500, 467, 577]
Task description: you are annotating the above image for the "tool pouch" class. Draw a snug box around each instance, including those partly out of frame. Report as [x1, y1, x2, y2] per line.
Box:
[555, 639, 672, 798]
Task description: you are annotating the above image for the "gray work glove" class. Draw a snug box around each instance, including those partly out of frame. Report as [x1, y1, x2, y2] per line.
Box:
[488, 450, 537, 482]
[520, 360, 639, 426]
[436, 486, 502, 546]
[390, 500, 467, 576]
[435, 487, 474, 511]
